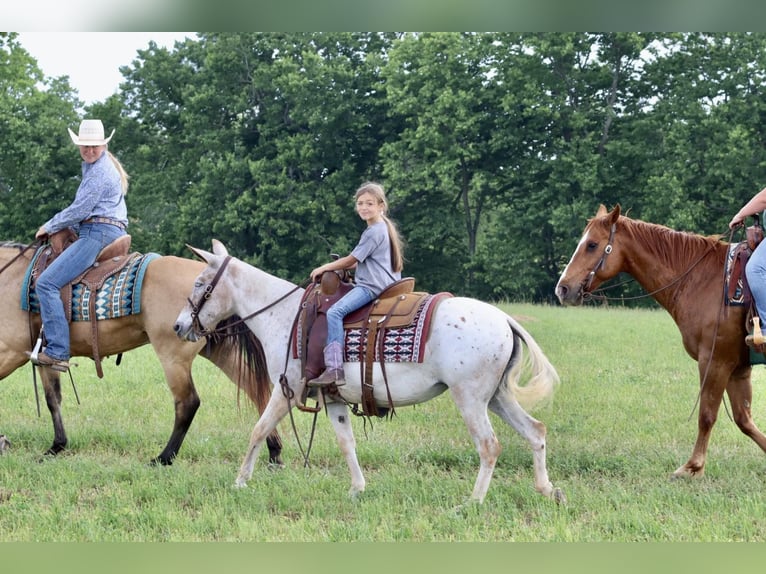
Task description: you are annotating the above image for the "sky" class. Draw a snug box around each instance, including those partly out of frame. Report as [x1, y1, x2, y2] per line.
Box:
[17, 32, 193, 106]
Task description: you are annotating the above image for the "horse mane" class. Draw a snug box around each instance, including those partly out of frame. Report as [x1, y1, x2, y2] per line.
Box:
[204, 315, 274, 417]
[618, 216, 727, 271]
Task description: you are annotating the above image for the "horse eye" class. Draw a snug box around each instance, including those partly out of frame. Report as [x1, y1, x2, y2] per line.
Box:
[586, 241, 598, 252]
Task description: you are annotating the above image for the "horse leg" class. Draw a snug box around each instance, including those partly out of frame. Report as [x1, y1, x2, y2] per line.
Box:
[672, 362, 729, 479]
[235, 389, 293, 487]
[489, 391, 564, 503]
[152, 363, 200, 465]
[448, 387, 502, 504]
[204, 346, 283, 467]
[40, 368, 67, 455]
[725, 366, 766, 452]
[324, 400, 366, 499]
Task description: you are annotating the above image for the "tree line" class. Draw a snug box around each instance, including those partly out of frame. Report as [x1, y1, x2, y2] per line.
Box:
[2, 32, 766, 303]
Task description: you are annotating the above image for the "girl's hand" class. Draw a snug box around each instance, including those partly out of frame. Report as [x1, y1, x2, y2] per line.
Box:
[310, 265, 326, 283]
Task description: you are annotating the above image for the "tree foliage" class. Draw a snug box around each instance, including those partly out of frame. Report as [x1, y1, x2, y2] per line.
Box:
[6, 32, 766, 303]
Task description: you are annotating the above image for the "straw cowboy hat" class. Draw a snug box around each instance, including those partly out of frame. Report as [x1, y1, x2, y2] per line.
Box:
[67, 119, 115, 146]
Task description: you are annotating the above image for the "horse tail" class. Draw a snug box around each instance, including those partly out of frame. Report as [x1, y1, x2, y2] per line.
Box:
[203, 315, 273, 414]
[502, 315, 560, 411]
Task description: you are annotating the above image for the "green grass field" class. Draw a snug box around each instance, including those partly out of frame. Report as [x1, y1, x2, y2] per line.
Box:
[1, 303, 765, 541]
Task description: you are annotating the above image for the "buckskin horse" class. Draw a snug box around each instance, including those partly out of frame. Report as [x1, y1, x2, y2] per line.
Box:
[173, 239, 564, 505]
[555, 204, 766, 479]
[0, 240, 282, 466]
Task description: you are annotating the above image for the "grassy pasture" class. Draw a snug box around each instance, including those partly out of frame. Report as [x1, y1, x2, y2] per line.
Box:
[1, 303, 766, 541]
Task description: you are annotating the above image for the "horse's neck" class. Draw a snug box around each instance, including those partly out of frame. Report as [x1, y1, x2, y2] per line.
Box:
[236, 265, 300, 346]
[623, 221, 723, 312]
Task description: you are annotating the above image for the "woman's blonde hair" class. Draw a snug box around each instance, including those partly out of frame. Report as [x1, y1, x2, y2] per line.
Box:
[107, 150, 129, 194]
[355, 181, 405, 273]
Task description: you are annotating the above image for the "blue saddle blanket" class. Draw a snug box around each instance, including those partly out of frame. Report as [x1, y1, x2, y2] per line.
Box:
[21, 252, 160, 321]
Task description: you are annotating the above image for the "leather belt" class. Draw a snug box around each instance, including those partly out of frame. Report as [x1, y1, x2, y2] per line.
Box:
[82, 217, 127, 230]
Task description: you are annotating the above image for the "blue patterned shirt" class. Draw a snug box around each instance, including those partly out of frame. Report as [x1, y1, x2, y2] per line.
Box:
[44, 151, 128, 233]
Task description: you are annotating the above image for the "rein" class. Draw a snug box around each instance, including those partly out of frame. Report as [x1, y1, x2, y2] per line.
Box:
[187, 254, 318, 464]
[578, 224, 737, 423]
[187, 254, 305, 337]
[580, 225, 718, 304]
[0, 240, 81, 417]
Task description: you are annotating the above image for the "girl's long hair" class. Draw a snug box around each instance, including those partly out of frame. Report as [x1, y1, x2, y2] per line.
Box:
[355, 181, 405, 273]
[106, 150, 129, 194]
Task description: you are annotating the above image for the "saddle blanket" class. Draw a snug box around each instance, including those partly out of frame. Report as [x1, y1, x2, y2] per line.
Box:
[343, 292, 449, 363]
[725, 243, 745, 306]
[21, 252, 160, 321]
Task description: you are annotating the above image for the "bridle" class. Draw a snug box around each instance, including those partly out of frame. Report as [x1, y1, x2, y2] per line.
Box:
[187, 255, 232, 337]
[186, 254, 303, 338]
[185, 253, 320, 465]
[580, 221, 617, 296]
[578, 221, 716, 303]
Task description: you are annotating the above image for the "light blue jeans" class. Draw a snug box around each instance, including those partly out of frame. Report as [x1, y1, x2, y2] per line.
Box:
[747, 242, 766, 325]
[36, 223, 126, 360]
[325, 285, 376, 346]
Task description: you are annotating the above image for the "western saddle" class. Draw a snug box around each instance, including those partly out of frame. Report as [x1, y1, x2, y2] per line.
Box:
[296, 271, 429, 416]
[29, 228, 136, 377]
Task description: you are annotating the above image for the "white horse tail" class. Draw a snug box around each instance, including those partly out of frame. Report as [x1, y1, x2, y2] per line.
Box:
[502, 315, 560, 410]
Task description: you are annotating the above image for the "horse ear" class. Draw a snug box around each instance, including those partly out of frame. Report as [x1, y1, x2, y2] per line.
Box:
[611, 204, 622, 221]
[186, 244, 213, 263]
[596, 204, 608, 217]
[211, 239, 229, 257]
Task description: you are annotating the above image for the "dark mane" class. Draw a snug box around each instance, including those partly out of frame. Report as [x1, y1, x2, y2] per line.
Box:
[205, 315, 273, 413]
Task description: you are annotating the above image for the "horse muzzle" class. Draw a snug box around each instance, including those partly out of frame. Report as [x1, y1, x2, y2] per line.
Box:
[173, 320, 200, 342]
[555, 280, 585, 306]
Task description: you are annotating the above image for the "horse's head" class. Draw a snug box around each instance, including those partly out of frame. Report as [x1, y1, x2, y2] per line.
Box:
[555, 204, 625, 306]
[174, 239, 234, 342]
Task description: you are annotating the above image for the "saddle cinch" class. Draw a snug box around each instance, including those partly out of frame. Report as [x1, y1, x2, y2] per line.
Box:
[295, 271, 431, 416]
[30, 228, 136, 378]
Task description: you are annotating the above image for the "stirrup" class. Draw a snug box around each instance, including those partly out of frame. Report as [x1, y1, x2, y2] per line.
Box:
[747, 316, 766, 347]
[295, 379, 322, 413]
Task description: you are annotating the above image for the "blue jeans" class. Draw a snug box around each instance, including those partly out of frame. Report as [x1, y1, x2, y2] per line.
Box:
[36, 223, 126, 360]
[747, 243, 766, 325]
[325, 285, 376, 346]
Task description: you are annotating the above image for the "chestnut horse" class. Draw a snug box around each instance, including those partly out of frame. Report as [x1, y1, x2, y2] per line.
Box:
[555, 204, 766, 479]
[173, 239, 564, 505]
[0, 241, 282, 466]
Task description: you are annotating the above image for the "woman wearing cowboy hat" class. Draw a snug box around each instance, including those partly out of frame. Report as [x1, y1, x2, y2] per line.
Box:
[29, 119, 129, 372]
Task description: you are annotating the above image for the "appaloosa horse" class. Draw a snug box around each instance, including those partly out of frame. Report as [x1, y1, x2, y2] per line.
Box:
[174, 239, 564, 505]
[0, 241, 282, 465]
[556, 204, 766, 479]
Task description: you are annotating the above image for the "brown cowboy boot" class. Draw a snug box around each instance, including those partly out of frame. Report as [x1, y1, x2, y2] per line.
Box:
[307, 341, 345, 387]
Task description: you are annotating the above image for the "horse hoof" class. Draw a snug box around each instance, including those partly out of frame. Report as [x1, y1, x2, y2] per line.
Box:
[348, 488, 365, 500]
[0, 435, 11, 454]
[552, 488, 567, 505]
[234, 478, 248, 488]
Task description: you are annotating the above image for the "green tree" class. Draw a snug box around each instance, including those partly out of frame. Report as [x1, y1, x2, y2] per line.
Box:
[0, 32, 80, 242]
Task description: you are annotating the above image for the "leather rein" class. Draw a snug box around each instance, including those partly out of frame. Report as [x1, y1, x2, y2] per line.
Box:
[578, 222, 717, 303]
[186, 253, 320, 466]
[186, 254, 302, 338]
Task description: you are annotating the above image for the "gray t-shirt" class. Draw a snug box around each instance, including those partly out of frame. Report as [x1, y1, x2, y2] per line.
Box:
[351, 220, 401, 295]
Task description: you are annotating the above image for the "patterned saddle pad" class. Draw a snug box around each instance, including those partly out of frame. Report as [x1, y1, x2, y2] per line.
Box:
[343, 292, 448, 363]
[21, 252, 160, 321]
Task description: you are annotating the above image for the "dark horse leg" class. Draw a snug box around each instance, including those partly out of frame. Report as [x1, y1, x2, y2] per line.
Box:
[152, 374, 200, 466]
[40, 368, 67, 455]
